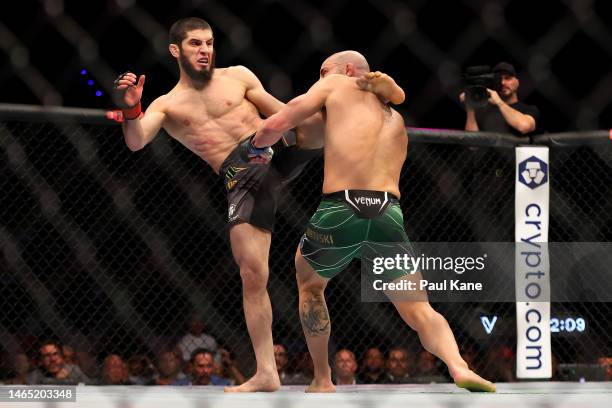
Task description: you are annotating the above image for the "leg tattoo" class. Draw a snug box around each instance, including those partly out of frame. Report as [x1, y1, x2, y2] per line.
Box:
[301, 295, 330, 336]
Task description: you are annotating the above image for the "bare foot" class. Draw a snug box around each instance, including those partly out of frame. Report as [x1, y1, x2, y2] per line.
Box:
[356, 71, 405, 105]
[224, 372, 281, 393]
[305, 379, 336, 393]
[452, 367, 496, 393]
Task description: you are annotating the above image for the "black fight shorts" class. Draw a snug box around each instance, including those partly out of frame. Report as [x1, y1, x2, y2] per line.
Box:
[219, 134, 322, 232]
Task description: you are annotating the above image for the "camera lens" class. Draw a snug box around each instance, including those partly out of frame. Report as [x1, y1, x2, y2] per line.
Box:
[466, 85, 489, 109]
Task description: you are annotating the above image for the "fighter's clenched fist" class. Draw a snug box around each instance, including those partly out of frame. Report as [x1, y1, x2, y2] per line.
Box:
[113, 71, 145, 119]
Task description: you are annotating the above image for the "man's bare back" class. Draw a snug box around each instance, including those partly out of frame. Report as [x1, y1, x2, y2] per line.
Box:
[254, 70, 407, 198]
[318, 75, 406, 197]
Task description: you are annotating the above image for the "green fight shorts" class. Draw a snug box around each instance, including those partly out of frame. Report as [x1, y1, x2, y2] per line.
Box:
[299, 190, 414, 280]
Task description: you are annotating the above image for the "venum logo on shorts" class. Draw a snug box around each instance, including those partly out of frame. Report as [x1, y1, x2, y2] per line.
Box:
[354, 197, 382, 206]
[518, 156, 548, 189]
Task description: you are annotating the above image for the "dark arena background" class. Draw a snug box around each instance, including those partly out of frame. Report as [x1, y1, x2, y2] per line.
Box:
[1, 1, 611, 407]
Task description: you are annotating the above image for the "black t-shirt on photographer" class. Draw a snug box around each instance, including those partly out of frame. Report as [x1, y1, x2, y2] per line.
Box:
[475, 102, 541, 136]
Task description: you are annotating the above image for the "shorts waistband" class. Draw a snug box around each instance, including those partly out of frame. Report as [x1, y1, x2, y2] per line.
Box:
[323, 190, 399, 202]
[322, 190, 398, 218]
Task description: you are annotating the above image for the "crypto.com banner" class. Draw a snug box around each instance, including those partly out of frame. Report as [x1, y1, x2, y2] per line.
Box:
[515, 146, 551, 379]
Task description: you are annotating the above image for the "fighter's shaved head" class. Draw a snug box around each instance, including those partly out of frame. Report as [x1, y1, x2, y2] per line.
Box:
[321, 50, 370, 77]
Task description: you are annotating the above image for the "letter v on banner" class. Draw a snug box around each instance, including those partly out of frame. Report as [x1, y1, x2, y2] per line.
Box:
[481, 316, 498, 334]
[515, 147, 551, 378]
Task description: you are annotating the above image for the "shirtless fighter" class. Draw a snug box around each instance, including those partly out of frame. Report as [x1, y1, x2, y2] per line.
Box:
[253, 51, 496, 393]
[113, 18, 399, 392]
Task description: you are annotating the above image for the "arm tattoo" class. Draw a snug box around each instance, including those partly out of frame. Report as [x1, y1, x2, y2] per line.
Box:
[300, 294, 330, 337]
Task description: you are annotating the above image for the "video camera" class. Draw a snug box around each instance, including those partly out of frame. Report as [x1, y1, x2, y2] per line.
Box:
[463, 66, 501, 109]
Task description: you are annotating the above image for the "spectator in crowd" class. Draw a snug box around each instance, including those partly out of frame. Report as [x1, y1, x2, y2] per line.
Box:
[483, 345, 515, 383]
[76, 350, 100, 380]
[333, 349, 359, 385]
[272, 344, 311, 385]
[150, 348, 186, 385]
[0, 349, 8, 384]
[598, 357, 612, 381]
[175, 348, 230, 386]
[386, 347, 411, 384]
[101, 354, 132, 385]
[177, 314, 218, 363]
[27, 340, 89, 385]
[290, 351, 315, 385]
[461, 344, 479, 372]
[217, 348, 245, 385]
[358, 348, 391, 384]
[6, 353, 30, 384]
[413, 350, 448, 383]
[460, 62, 540, 136]
[127, 354, 155, 385]
[62, 345, 77, 365]
[274, 343, 292, 385]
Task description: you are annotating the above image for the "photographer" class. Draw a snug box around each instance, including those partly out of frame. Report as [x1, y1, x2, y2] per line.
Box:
[461, 62, 540, 136]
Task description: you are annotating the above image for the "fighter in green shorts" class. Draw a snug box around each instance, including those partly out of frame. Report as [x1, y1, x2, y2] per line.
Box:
[253, 51, 495, 393]
[300, 190, 410, 281]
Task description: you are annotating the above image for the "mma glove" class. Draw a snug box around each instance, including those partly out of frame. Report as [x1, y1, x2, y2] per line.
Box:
[113, 71, 143, 120]
[239, 136, 274, 164]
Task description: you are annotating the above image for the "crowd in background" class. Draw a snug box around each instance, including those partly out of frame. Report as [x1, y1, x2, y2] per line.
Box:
[2, 313, 611, 386]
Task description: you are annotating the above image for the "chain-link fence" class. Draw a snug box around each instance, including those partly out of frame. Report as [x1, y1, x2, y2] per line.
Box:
[2, 1, 612, 131]
[1, 116, 611, 385]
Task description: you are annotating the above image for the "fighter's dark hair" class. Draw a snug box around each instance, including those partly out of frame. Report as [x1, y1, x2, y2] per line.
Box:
[169, 17, 211, 46]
